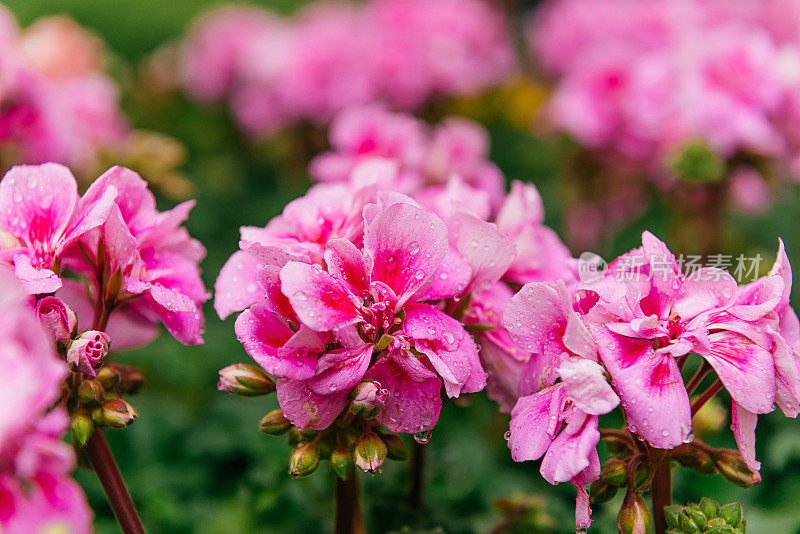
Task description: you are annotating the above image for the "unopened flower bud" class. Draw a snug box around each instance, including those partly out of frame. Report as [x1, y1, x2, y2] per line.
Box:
[330, 447, 354, 480]
[698, 497, 719, 520]
[259, 409, 291, 435]
[114, 364, 146, 394]
[382, 433, 407, 461]
[618, 491, 653, 534]
[354, 432, 387, 474]
[66, 331, 110, 375]
[71, 413, 94, 445]
[719, 502, 743, 527]
[35, 297, 77, 346]
[96, 367, 120, 390]
[217, 364, 275, 396]
[680, 508, 707, 531]
[77, 379, 105, 406]
[289, 443, 319, 478]
[101, 398, 138, 428]
[589, 479, 618, 503]
[601, 458, 628, 487]
[664, 505, 682, 529]
[349, 380, 387, 418]
[671, 444, 716, 475]
[712, 449, 761, 488]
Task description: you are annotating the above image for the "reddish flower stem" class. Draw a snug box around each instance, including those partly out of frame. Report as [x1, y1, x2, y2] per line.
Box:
[691, 379, 724, 417]
[335, 470, 365, 534]
[685, 360, 711, 395]
[84, 431, 146, 534]
[408, 440, 426, 510]
[651, 460, 672, 534]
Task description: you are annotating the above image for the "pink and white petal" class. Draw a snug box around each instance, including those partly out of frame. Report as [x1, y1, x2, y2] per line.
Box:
[731, 275, 785, 322]
[448, 212, 515, 294]
[413, 248, 471, 302]
[0, 163, 78, 246]
[496, 180, 545, 234]
[367, 356, 442, 434]
[478, 331, 528, 413]
[280, 261, 360, 332]
[276, 378, 349, 431]
[768, 238, 792, 310]
[404, 303, 485, 397]
[235, 303, 316, 380]
[364, 203, 448, 307]
[574, 484, 594, 531]
[306, 345, 373, 396]
[640, 231, 682, 299]
[147, 283, 197, 313]
[673, 268, 738, 320]
[102, 205, 140, 275]
[610, 351, 692, 448]
[152, 301, 205, 345]
[731, 401, 761, 472]
[773, 329, 800, 417]
[557, 358, 619, 415]
[61, 182, 117, 252]
[324, 238, 369, 293]
[697, 331, 776, 414]
[540, 412, 600, 484]
[507, 386, 566, 462]
[12, 254, 61, 294]
[80, 166, 152, 224]
[214, 250, 265, 319]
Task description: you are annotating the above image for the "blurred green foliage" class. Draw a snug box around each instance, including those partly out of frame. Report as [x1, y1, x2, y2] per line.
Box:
[4, 1, 800, 533]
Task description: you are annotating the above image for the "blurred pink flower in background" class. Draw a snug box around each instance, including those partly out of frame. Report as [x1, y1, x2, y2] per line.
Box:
[181, 0, 514, 136]
[0, 270, 92, 534]
[0, 7, 128, 173]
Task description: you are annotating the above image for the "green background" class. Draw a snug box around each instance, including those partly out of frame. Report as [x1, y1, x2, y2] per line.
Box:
[4, 1, 800, 532]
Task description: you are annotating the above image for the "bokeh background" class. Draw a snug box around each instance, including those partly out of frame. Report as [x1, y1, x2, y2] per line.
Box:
[4, 0, 800, 532]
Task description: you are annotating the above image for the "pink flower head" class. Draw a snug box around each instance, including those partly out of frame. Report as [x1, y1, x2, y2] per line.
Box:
[69, 166, 207, 345]
[0, 163, 116, 294]
[581, 232, 783, 449]
[504, 281, 617, 530]
[66, 330, 110, 376]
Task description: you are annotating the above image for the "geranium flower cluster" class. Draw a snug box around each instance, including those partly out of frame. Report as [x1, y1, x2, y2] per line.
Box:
[503, 231, 800, 528]
[0, 7, 128, 173]
[180, 0, 513, 136]
[0, 271, 93, 534]
[215, 106, 579, 480]
[528, 0, 800, 183]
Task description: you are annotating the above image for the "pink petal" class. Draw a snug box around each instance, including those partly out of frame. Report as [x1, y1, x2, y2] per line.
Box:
[214, 250, 265, 319]
[12, 254, 61, 294]
[0, 163, 78, 249]
[324, 238, 369, 293]
[731, 401, 761, 472]
[306, 345, 373, 395]
[731, 275, 784, 322]
[102, 205, 140, 275]
[540, 412, 600, 484]
[153, 301, 205, 345]
[574, 484, 593, 531]
[276, 378, 349, 431]
[508, 386, 566, 462]
[413, 248, 471, 301]
[367, 355, 442, 434]
[364, 202, 448, 307]
[235, 303, 317, 380]
[280, 261, 360, 332]
[768, 238, 792, 310]
[60, 181, 117, 252]
[773, 321, 800, 417]
[403, 303, 486, 397]
[672, 268, 738, 320]
[696, 331, 775, 414]
[496, 180, 545, 233]
[448, 212, 515, 294]
[557, 358, 619, 415]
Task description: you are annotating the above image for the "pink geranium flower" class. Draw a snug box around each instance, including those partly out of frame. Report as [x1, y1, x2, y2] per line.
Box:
[0, 163, 116, 294]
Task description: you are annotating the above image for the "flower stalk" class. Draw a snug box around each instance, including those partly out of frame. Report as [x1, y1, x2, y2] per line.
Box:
[335, 470, 365, 534]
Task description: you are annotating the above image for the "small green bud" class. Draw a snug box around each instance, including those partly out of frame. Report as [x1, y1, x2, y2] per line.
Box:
[664, 505, 682, 528]
[685, 508, 708, 530]
[618, 491, 653, 534]
[218, 364, 275, 396]
[70, 413, 94, 446]
[679, 510, 701, 533]
[354, 432, 387, 474]
[589, 479, 618, 503]
[259, 409, 292, 435]
[330, 447, 353, 480]
[601, 458, 628, 487]
[77, 379, 105, 406]
[375, 334, 392, 352]
[96, 367, 120, 391]
[699, 498, 720, 520]
[289, 443, 319, 478]
[669, 141, 725, 183]
[719, 503, 742, 527]
[382, 433, 407, 461]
